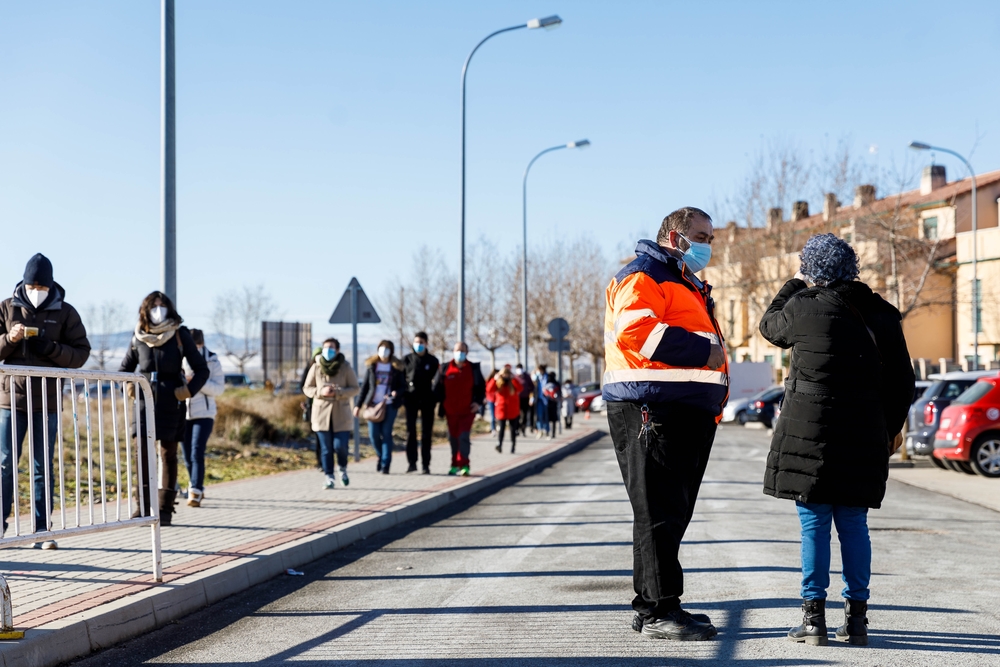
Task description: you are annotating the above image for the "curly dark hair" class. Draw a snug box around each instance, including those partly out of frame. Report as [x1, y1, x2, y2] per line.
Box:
[137, 291, 182, 332]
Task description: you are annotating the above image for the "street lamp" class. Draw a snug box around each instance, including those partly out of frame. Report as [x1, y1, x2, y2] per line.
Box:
[162, 0, 176, 304]
[521, 139, 590, 370]
[909, 141, 979, 368]
[458, 15, 563, 344]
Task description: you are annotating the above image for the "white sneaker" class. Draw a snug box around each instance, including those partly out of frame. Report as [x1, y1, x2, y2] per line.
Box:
[32, 540, 58, 550]
[324, 476, 336, 490]
[340, 471, 350, 487]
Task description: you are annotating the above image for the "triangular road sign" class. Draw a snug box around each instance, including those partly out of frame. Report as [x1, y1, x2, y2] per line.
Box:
[329, 277, 381, 324]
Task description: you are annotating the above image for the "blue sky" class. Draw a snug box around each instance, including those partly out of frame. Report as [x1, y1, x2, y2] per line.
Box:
[2, 0, 998, 345]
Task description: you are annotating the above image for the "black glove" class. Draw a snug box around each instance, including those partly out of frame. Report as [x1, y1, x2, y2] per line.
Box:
[27, 337, 57, 358]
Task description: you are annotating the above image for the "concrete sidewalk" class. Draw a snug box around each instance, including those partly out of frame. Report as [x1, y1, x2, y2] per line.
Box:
[889, 457, 1000, 513]
[0, 423, 602, 667]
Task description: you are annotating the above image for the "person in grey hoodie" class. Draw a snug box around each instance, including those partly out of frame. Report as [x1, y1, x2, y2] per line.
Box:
[182, 329, 225, 508]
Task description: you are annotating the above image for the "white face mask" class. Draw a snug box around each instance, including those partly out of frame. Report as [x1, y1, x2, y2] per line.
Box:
[25, 287, 49, 308]
[149, 306, 168, 325]
[378, 346, 390, 361]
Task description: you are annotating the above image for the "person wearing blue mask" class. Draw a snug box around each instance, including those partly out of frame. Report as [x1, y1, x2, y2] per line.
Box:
[303, 338, 360, 489]
[401, 332, 439, 474]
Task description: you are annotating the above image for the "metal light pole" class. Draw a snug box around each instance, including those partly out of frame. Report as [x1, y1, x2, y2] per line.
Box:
[459, 15, 562, 344]
[521, 140, 590, 370]
[910, 141, 978, 368]
[161, 0, 176, 304]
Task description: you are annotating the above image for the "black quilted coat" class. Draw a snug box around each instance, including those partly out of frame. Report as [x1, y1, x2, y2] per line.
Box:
[758, 279, 914, 508]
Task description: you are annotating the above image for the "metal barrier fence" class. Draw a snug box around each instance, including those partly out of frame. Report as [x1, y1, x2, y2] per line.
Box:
[0, 366, 161, 581]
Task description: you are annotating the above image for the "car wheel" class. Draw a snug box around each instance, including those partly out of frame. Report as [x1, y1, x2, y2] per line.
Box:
[930, 455, 948, 470]
[970, 437, 1000, 478]
[943, 458, 963, 473]
[955, 460, 976, 475]
[737, 411, 748, 425]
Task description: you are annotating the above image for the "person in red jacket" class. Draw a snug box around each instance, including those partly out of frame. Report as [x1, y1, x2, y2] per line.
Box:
[432, 341, 485, 476]
[486, 365, 522, 453]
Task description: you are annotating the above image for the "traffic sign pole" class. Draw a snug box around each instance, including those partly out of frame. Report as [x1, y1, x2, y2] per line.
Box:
[351, 282, 360, 461]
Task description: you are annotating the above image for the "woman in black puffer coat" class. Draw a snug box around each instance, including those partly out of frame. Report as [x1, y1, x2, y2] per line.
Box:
[120, 291, 209, 525]
[759, 234, 913, 647]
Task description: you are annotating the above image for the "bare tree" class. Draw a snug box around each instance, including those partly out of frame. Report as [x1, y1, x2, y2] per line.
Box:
[466, 236, 511, 371]
[380, 279, 408, 357]
[85, 301, 128, 370]
[404, 246, 456, 356]
[212, 285, 277, 375]
[563, 237, 610, 383]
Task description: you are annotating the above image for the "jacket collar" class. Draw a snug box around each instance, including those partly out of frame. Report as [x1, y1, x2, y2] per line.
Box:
[634, 240, 704, 289]
[11, 281, 65, 313]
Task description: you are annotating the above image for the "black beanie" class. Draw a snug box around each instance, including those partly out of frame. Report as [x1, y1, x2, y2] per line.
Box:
[23, 253, 54, 288]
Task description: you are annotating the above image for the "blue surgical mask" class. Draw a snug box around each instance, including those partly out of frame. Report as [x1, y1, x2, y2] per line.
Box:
[678, 233, 712, 273]
[322, 348, 337, 361]
[454, 351, 467, 363]
[414, 343, 426, 354]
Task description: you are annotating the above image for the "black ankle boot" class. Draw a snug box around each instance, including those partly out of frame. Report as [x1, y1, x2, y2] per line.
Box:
[158, 489, 177, 526]
[787, 599, 828, 645]
[835, 599, 868, 646]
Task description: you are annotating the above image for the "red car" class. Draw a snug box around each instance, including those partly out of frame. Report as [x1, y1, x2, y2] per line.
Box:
[574, 383, 602, 412]
[932, 375, 1000, 478]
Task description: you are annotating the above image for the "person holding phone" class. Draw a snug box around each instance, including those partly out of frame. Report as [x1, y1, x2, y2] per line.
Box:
[303, 338, 359, 489]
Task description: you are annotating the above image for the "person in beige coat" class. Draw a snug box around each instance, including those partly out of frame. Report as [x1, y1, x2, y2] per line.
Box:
[302, 338, 359, 489]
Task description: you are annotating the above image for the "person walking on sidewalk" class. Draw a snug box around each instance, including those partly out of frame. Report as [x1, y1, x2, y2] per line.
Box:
[181, 329, 224, 508]
[486, 364, 522, 453]
[604, 207, 728, 641]
[485, 368, 498, 434]
[532, 364, 548, 438]
[759, 233, 913, 647]
[542, 372, 561, 439]
[0, 254, 91, 548]
[303, 338, 360, 489]
[355, 340, 405, 474]
[514, 364, 534, 435]
[120, 291, 209, 526]
[561, 379, 575, 429]
[432, 342, 485, 476]
[402, 332, 438, 474]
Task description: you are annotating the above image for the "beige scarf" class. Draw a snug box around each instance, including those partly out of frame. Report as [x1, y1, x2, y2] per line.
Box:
[134, 320, 180, 348]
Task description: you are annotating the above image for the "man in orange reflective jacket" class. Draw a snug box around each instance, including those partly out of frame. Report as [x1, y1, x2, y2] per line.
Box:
[604, 207, 729, 641]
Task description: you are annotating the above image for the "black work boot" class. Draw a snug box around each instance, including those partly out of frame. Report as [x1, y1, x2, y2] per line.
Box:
[787, 599, 828, 646]
[632, 611, 711, 632]
[641, 609, 717, 641]
[158, 488, 177, 526]
[835, 599, 869, 646]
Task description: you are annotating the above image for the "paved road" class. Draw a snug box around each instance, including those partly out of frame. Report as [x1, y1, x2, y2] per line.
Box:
[68, 424, 1000, 666]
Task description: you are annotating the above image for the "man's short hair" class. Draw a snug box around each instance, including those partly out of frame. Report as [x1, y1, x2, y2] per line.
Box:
[190, 329, 205, 346]
[414, 331, 428, 342]
[323, 337, 340, 349]
[656, 207, 712, 245]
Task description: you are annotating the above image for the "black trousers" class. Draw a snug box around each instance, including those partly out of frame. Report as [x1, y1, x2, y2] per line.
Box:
[607, 400, 717, 620]
[497, 419, 518, 448]
[404, 394, 435, 467]
[519, 396, 532, 432]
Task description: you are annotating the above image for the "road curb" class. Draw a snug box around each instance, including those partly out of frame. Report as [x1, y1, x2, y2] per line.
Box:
[0, 429, 604, 667]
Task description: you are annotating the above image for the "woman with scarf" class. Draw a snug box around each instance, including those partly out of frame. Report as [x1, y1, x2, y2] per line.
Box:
[354, 340, 405, 474]
[485, 365, 522, 453]
[303, 338, 359, 489]
[120, 292, 209, 525]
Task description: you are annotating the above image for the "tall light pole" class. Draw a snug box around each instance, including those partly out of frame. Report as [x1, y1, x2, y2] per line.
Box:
[521, 139, 590, 370]
[458, 14, 562, 344]
[161, 0, 176, 304]
[909, 141, 978, 368]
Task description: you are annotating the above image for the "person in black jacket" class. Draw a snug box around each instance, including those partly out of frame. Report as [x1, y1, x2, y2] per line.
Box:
[120, 291, 209, 525]
[401, 332, 439, 474]
[355, 340, 406, 474]
[759, 234, 914, 647]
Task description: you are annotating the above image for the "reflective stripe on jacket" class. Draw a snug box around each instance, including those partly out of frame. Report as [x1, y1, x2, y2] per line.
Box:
[602, 239, 729, 415]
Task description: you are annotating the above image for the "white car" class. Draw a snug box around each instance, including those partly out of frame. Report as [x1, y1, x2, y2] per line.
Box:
[722, 397, 753, 424]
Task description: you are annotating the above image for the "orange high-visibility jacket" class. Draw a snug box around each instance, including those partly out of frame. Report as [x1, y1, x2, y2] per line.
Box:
[602, 239, 729, 415]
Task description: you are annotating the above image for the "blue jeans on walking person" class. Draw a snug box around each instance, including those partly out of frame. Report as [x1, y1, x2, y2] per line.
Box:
[182, 418, 214, 491]
[535, 399, 548, 434]
[316, 430, 350, 477]
[796, 501, 871, 601]
[368, 405, 399, 472]
[0, 410, 58, 534]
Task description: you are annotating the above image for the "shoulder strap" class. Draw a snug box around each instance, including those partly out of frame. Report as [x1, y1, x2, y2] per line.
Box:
[175, 330, 183, 357]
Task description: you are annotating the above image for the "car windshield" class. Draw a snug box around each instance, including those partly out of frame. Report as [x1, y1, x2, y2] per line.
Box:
[952, 381, 995, 406]
[927, 380, 975, 400]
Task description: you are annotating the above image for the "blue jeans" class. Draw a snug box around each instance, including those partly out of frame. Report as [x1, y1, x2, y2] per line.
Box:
[368, 405, 399, 471]
[536, 399, 548, 433]
[796, 501, 871, 601]
[0, 410, 58, 534]
[316, 430, 350, 477]
[182, 418, 214, 491]
[487, 401, 496, 431]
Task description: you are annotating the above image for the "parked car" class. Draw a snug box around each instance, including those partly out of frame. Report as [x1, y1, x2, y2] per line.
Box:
[906, 370, 996, 467]
[722, 386, 779, 425]
[575, 383, 602, 412]
[745, 386, 784, 429]
[932, 375, 1000, 477]
[224, 374, 251, 389]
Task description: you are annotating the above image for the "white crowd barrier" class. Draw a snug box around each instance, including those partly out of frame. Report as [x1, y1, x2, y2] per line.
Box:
[0, 366, 162, 581]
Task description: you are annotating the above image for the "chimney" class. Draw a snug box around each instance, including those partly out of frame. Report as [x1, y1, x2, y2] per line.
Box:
[823, 193, 839, 221]
[726, 220, 737, 243]
[853, 184, 876, 209]
[791, 201, 809, 221]
[920, 164, 946, 195]
[767, 207, 783, 230]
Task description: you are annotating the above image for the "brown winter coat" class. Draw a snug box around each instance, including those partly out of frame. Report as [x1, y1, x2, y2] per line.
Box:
[302, 354, 360, 433]
[0, 283, 91, 412]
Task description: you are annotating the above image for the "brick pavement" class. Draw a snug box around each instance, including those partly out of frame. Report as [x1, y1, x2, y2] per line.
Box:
[0, 422, 601, 666]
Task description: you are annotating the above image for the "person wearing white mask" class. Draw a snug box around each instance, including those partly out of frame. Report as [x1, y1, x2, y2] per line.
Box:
[120, 291, 209, 525]
[0, 253, 91, 549]
[431, 341, 486, 476]
[355, 340, 405, 474]
[303, 338, 360, 489]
